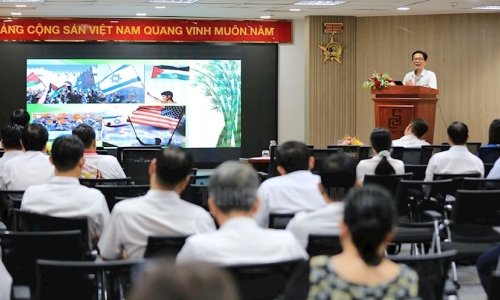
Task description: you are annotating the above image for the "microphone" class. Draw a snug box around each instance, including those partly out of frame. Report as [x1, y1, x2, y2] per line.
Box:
[166, 107, 186, 147]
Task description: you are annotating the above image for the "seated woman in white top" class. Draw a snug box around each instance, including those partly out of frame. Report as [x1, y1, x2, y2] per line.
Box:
[356, 128, 405, 184]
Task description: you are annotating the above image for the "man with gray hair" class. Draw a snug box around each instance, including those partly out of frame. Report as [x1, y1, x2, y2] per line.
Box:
[176, 161, 308, 266]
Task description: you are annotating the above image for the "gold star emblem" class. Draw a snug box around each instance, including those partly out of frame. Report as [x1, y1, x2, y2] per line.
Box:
[318, 33, 347, 64]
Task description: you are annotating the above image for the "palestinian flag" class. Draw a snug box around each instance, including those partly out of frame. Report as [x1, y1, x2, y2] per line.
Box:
[27, 72, 42, 88]
[151, 65, 190, 81]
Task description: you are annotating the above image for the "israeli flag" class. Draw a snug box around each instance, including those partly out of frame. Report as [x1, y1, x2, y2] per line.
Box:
[97, 65, 142, 95]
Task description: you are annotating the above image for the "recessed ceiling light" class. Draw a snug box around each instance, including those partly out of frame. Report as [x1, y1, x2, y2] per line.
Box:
[397, 7, 410, 10]
[289, 8, 301, 11]
[260, 15, 272, 19]
[294, 0, 346, 5]
[0, 0, 43, 2]
[147, 0, 198, 3]
[155, 6, 166, 8]
[11, 12, 22, 15]
[15, 4, 26, 7]
[136, 13, 147, 16]
[472, 5, 500, 10]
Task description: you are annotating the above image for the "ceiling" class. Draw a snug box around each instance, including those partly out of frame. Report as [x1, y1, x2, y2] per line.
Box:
[0, 0, 499, 20]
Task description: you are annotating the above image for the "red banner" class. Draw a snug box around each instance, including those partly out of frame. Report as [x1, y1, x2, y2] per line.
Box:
[0, 18, 292, 43]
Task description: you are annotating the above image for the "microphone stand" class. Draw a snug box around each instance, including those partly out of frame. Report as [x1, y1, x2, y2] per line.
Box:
[166, 107, 186, 147]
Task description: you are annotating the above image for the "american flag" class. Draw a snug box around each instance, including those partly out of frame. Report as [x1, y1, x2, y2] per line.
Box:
[128, 106, 184, 130]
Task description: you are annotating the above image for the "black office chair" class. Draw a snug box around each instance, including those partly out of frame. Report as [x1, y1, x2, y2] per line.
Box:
[225, 259, 304, 300]
[388, 250, 457, 300]
[363, 173, 413, 197]
[462, 177, 500, 190]
[0, 230, 85, 291]
[478, 146, 500, 163]
[310, 149, 339, 174]
[0, 189, 25, 225]
[267, 145, 279, 178]
[143, 236, 189, 258]
[268, 213, 295, 229]
[79, 177, 133, 187]
[95, 149, 108, 155]
[420, 145, 450, 165]
[94, 184, 150, 212]
[306, 234, 342, 257]
[442, 142, 481, 155]
[35, 259, 144, 300]
[433, 173, 481, 191]
[185, 184, 210, 211]
[402, 148, 422, 165]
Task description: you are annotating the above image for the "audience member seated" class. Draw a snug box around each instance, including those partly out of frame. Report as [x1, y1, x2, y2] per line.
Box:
[0, 124, 54, 190]
[176, 161, 308, 265]
[253, 141, 326, 227]
[0, 124, 24, 172]
[128, 259, 239, 300]
[477, 244, 500, 297]
[0, 260, 12, 300]
[305, 185, 419, 299]
[391, 118, 430, 148]
[10, 108, 30, 127]
[485, 119, 500, 148]
[98, 147, 216, 260]
[21, 135, 110, 245]
[286, 154, 358, 248]
[357, 128, 405, 184]
[72, 124, 126, 179]
[424, 121, 484, 181]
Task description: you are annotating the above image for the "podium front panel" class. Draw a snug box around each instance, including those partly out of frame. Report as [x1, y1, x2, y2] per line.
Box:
[375, 105, 415, 140]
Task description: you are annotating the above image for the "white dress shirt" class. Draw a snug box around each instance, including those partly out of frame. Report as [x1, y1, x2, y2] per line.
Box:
[176, 217, 309, 266]
[98, 190, 216, 260]
[0, 150, 23, 173]
[356, 155, 405, 184]
[286, 202, 344, 248]
[0, 151, 54, 190]
[424, 145, 484, 181]
[403, 69, 437, 89]
[0, 260, 12, 300]
[392, 135, 430, 148]
[21, 176, 110, 239]
[81, 152, 126, 179]
[254, 170, 326, 227]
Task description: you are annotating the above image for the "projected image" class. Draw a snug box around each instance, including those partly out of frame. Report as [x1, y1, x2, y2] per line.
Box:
[27, 59, 241, 148]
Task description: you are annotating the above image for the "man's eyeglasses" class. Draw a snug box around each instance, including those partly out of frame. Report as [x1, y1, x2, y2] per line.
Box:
[412, 57, 425, 61]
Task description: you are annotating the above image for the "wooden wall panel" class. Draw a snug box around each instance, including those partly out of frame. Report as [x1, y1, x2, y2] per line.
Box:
[305, 16, 357, 148]
[355, 14, 500, 145]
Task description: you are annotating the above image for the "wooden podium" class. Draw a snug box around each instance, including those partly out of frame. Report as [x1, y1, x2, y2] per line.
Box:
[371, 86, 439, 144]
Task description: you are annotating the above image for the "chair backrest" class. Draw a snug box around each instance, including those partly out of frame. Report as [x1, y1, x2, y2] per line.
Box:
[306, 234, 342, 257]
[442, 142, 481, 155]
[404, 164, 427, 180]
[401, 148, 422, 165]
[143, 236, 189, 258]
[267, 144, 279, 178]
[462, 177, 500, 190]
[388, 250, 457, 300]
[420, 145, 450, 164]
[185, 184, 210, 211]
[390, 146, 404, 160]
[225, 259, 303, 300]
[94, 184, 150, 212]
[79, 177, 133, 187]
[268, 213, 295, 229]
[363, 173, 413, 197]
[0, 230, 84, 289]
[485, 163, 495, 177]
[433, 173, 481, 190]
[116, 146, 162, 164]
[121, 148, 162, 184]
[0, 150, 4, 158]
[0, 189, 25, 223]
[452, 189, 500, 226]
[95, 149, 108, 155]
[35, 258, 144, 300]
[478, 146, 500, 163]
[13, 209, 89, 249]
[310, 149, 339, 174]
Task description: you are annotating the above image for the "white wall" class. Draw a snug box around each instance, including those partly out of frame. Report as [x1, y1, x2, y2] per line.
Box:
[277, 19, 306, 143]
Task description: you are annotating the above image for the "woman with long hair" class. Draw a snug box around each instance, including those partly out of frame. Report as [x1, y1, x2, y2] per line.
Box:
[356, 128, 404, 184]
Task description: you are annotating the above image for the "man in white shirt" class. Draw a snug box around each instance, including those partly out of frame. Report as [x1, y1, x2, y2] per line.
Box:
[72, 124, 126, 179]
[0, 260, 12, 300]
[177, 161, 308, 266]
[392, 118, 431, 148]
[403, 50, 437, 89]
[425, 122, 484, 181]
[98, 147, 216, 260]
[286, 154, 358, 248]
[253, 141, 326, 227]
[0, 124, 54, 190]
[21, 135, 110, 245]
[0, 124, 24, 175]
